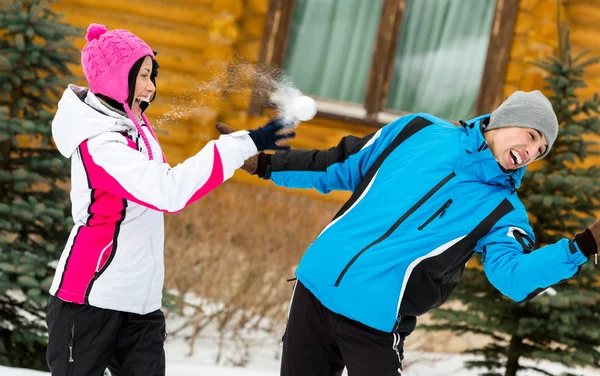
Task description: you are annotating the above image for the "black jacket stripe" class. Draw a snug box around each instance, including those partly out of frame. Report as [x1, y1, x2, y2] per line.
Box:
[84, 198, 128, 304]
[333, 116, 434, 221]
[399, 198, 515, 317]
[440, 198, 515, 274]
[86, 189, 96, 227]
[78, 146, 92, 189]
[79, 146, 96, 226]
[514, 231, 534, 254]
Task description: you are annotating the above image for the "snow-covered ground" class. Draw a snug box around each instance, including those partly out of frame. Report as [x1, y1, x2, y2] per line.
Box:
[2, 326, 600, 376]
[1, 299, 598, 376]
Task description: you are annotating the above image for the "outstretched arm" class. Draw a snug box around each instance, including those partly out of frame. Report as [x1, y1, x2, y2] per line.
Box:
[82, 120, 294, 213]
[217, 114, 419, 193]
[81, 130, 258, 213]
[257, 131, 382, 193]
[477, 200, 596, 302]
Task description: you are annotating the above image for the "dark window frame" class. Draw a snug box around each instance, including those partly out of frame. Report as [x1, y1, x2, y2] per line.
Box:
[256, 0, 518, 127]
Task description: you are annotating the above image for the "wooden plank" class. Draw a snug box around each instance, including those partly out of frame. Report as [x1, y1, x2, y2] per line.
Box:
[54, 0, 215, 28]
[364, 0, 405, 121]
[52, 3, 212, 53]
[258, 0, 294, 67]
[475, 0, 519, 114]
[315, 112, 384, 129]
[570, 21, 600, 48]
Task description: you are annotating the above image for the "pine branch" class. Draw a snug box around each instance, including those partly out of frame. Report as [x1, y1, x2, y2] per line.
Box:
[521, 365, 555, 376]
[0, 1, 77, 369]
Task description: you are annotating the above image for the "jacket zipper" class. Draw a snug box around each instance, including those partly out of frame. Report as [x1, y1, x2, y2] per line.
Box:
[67, 322, 75, 375]
[417, 199, 453, 231]
[334, 172, 456, 286]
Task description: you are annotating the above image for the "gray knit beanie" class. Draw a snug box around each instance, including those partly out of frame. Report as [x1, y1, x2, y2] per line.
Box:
[486, 90, 558, 159]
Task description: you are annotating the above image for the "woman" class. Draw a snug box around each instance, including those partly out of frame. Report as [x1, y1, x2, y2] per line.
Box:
[46, 23, 291, 375]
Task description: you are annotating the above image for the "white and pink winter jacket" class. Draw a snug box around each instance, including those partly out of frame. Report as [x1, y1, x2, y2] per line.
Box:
[49, 85, 257, 314]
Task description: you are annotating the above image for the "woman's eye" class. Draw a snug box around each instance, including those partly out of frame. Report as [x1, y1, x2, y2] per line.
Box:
[530, 132, 535, 140]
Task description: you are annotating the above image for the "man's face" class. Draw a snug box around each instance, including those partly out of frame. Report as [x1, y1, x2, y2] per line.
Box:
[485, 127, 548, 170]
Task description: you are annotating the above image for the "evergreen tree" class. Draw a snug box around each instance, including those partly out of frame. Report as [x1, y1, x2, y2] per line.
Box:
[0, 0, 79, 370]
[423, 20, 600, 376]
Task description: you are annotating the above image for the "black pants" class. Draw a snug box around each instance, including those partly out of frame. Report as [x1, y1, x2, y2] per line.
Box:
[46, 296, 166, 376]
[281, 281, 406, 376]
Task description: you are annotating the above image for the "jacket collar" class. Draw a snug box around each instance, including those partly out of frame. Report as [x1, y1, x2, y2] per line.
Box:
[457, 114, 525, 189]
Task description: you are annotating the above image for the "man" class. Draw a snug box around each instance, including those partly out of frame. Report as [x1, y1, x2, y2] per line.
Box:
[217, 91, 599, 376]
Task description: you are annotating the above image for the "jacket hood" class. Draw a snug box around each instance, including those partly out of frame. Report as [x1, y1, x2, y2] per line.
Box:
[52, 84, 132, 158]
[458, 114, 525, 189]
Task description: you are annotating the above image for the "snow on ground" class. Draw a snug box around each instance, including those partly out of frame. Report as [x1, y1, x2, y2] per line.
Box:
[2, 300, 599, 376]
[2, 326, 600, 376]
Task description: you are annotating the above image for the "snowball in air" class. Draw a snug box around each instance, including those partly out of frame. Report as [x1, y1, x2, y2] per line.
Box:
[289, 96, 317, 122]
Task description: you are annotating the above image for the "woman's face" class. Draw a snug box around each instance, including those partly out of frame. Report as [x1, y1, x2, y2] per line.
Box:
[131, 56, 155, 117]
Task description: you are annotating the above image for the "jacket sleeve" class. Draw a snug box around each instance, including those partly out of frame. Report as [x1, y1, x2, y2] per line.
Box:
[79, 130, 257, 213]
[476, 201, 589, 302]
[261, 114, 417, 193]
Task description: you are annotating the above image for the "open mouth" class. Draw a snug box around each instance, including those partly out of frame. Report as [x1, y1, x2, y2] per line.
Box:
[135, 95, 151, 105]
[135, 95, 151, 112]
[510, 149, 523, 166]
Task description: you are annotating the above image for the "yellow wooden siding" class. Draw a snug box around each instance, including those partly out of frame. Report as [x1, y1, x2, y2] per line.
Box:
[566, 1, 600, 98]
[505, 0, 600, 169]
[48, 0, 600, 204]
[506, 0, 600, 100]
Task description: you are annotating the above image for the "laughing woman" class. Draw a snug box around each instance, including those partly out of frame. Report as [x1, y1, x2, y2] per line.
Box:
[45, 23, 293, 376]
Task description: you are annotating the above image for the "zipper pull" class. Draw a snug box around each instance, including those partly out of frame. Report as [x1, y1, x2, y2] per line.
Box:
[69, 324, 75, 363]
[439, 199, 453, 218]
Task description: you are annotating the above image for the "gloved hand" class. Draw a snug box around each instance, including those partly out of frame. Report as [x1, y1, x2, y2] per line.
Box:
[247, 118, 295, 152]
[216, 122, 259, 175]
[575, 219, 600, 263]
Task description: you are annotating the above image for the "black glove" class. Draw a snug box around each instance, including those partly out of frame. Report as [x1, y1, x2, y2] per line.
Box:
[248, 118, 295, 152]
[575, 219, 600, 260]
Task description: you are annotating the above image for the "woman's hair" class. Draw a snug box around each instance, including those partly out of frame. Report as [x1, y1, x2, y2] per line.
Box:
[126, 55, 159, 109]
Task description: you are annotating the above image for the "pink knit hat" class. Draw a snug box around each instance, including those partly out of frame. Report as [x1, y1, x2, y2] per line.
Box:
[81, 23, 153, 103]
[81, 24, 163, 161]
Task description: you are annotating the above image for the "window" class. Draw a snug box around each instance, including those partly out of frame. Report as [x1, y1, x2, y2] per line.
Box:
[284, 0, 384, 106]
[259, 0, 518, 126]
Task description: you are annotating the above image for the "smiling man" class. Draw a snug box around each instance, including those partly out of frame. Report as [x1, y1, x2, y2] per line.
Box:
[484, 90, 552, 170]
[217, 90, 598, 376]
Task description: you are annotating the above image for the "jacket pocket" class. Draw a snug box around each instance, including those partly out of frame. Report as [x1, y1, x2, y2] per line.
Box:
[335, 172, 456, 287]
[418, 199, 453, 231]
[95, 241, 113, 272]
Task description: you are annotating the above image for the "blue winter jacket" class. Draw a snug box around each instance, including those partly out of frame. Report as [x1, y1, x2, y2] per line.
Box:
[260, 113, 589, 333]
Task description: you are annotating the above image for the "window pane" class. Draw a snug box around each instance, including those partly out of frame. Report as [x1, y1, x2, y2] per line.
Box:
[283, 0, 384, 104]
[387, 0, 496, 120]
